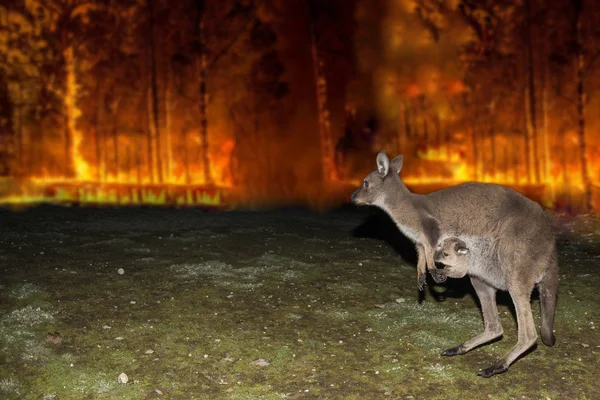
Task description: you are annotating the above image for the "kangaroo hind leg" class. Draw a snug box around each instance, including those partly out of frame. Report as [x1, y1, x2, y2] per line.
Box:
[442, 276, 503, 357]
[538, 255, 558, 347]
[478, 286, 537, 378]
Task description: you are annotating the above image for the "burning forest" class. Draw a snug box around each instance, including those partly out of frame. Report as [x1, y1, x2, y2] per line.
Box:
[1, 0, 600, 211]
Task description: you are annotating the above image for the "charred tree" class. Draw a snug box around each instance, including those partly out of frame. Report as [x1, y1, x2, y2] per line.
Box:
[163, 44, 173, 183]
[0, 72, 14, 176]
[524, 0, 540, 184]
[147, 0, 163, 184]
[308, 0, 339, 182]
[62, 45, 76, 178]
[573, 0, 593, 211]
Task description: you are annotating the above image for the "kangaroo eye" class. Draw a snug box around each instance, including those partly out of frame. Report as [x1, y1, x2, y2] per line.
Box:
[443, 252, 449, 257]
[363, 180, 369, 188]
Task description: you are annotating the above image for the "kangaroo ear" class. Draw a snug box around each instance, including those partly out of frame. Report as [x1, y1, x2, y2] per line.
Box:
[376, 150, 389, 177]
[456, 245, 469, 255]
[390, 154, 404, 174]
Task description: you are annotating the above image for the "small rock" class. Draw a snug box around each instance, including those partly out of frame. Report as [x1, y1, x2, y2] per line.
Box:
[581, 343, 590, 348]
[145, 349, 154, 354]
[250, 358, 270, 366]
[102, 325, 111, 330]
[115, 337, 124, 341]
[396, 298, 406, 303]
[155, 389, 163, 396]
[118, 373, 128, 384]
[117, 268, 125, 275]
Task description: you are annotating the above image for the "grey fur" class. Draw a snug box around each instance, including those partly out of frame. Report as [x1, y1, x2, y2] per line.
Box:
[351, 150, 559, 377]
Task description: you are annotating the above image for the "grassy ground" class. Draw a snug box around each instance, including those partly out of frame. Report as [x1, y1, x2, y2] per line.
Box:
[0, 204, 599, 399]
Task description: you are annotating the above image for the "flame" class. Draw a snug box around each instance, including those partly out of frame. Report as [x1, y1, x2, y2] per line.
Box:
[64, 47, 92, 181]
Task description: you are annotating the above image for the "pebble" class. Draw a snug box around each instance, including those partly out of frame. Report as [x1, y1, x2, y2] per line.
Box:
[250, 358, 270, 366]
[118, 373, 128, 384]
[117, 268, 125, 275]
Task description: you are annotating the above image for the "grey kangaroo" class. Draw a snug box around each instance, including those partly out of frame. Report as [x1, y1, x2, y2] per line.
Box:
[434, 236, 558, 377]
[351, 150, 558, 377]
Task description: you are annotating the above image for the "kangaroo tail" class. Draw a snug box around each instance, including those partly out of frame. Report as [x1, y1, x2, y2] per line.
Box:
[539, 256, 559, 347]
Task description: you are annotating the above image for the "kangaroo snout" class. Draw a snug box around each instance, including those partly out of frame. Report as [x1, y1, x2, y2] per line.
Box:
[351, 188, 359, 203]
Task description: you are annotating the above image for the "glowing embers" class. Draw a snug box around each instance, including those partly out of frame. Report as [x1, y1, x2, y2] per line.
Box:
[0, 180, 227, 208]
[44, 183, 226, 206]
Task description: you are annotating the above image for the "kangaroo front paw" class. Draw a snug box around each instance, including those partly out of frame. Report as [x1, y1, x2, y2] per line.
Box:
[477, 362, 508, 378]
[429, 269, 447, 284]
[441, 344, 467, 357]
[418, 273, 427, 291]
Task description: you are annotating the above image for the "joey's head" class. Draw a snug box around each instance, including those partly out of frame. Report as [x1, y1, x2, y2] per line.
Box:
[434, 237, 470, 279]
[351, 150, 406, 209]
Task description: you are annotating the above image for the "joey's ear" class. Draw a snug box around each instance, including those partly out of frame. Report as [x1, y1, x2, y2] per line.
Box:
[376, 150, 389, 177]
[456, 245, 469, 255]
[390, 154, 404, 174]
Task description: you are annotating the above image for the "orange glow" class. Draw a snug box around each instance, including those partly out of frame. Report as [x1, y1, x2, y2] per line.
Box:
[405, 83, 422, 97]
[447, 80, 466, 95]
[0, 122, 234, 207]
[65, 47, 92, 181]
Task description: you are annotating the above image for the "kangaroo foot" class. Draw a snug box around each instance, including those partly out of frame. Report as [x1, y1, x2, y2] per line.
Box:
[441, 344, 467, 357]
[477, 362, 508, 378]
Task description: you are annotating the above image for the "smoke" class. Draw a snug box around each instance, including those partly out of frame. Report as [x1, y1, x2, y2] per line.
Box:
[356, 0, 474, 121]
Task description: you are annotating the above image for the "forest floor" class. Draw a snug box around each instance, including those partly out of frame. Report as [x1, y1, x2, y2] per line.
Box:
[0, 204, 599, 399]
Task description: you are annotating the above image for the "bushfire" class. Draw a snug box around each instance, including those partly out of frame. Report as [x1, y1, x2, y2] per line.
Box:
[1, 0, 599, 212]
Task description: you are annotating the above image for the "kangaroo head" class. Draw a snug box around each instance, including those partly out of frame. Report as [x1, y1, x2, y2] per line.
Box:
[434, 237, 469, 278]
[351, 150, 406, 207]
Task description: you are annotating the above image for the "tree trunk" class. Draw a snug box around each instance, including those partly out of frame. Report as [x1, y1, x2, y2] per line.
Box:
[574, 0, 593, 211]
[16, 82, 23, 177]
[404, 101, 412, 138]
[95, 86, 105, 181]
[523, 86, 532, 183]
[468, 95, 480, 181]
[147, 0, 163, 184]
[434, 114, 441, 152]
[145, 62, 154, 184]
[199, 51, 211, 185]
[308, 0, 338, 182]
[164, 48, 173, 183]
[191, 0, 212, 185]
[488, 101, 497, 181]
[541, 66, 554, 202]
[112, 110, 119, 179]
[524, 0, 540, 183]
[560, 124, 570, 207]
[183, 127, 191, 184]
[63, 45, 75, 178]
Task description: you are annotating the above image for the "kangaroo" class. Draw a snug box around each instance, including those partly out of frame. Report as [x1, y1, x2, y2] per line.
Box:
[434, 235, 558, 377]
[351, 150, 558, 377]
